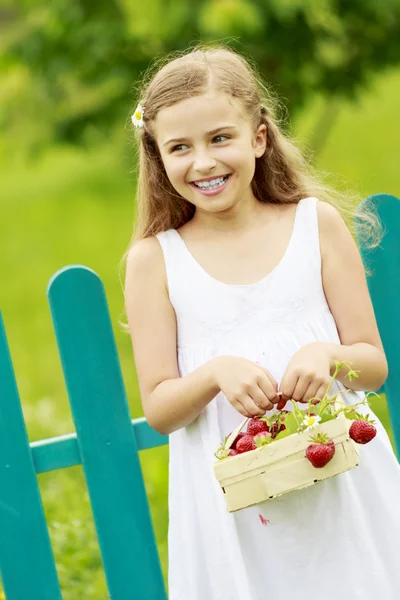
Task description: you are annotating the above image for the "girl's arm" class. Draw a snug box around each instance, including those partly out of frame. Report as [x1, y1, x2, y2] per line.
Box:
[124, 238, 219, 435]
[317, 200, 388, 391]
[125, 238, 278, 435]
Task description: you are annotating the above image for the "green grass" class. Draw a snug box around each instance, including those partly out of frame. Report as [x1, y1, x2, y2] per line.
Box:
[1, 67, 399, 595]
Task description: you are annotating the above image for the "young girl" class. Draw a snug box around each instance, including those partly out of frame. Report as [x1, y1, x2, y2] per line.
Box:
[124, 46, 400, 599]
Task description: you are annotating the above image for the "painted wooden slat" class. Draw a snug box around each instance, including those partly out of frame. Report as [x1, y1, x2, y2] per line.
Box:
[31, 432, 81, 473]
[31, 419, 168, 474]
[0, 314, 62, 600]
[355, 193, 400, 455]
[47, 266, 167, 600]
[132, 418, 169, 452]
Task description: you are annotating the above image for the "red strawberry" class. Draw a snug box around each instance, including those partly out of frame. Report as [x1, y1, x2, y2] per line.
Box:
[236, 434, 256, 454]
[305, 433, 335, 468]
[279, 424, 286, 433]
[229, 431, 246, 450]
[228, 449, 238, 456]
[349, 420, 377, 444]
[277, 398, 287, 410]
[270, 422, 278, 434]
[247, 418, 269, 436]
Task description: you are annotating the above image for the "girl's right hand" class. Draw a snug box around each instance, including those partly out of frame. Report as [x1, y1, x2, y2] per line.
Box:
[212, 356, 280, 417]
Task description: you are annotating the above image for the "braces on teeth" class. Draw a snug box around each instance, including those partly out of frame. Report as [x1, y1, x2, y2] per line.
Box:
[194, 176, 228, 189]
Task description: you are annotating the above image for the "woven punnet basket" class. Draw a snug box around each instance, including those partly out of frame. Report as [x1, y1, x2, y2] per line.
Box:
[214, 408, 360, 513]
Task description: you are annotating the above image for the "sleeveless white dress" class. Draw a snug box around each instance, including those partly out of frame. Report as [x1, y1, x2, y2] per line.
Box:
[156, 197, 400, 600]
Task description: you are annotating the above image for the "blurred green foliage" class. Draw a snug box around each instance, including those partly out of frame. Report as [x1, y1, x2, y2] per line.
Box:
[1, 0, 400, 155]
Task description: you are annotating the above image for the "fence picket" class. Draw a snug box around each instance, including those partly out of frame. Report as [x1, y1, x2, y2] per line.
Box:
[0, 314, 62, 599]
[47, 266, 167, 599]
[356, 193, 400, 454]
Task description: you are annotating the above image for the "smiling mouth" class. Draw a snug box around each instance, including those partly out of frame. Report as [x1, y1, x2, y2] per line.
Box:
[191, 174, 231, 190]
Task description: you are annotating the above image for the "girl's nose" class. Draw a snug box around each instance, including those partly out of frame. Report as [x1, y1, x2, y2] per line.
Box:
[193, 152, 217, 173]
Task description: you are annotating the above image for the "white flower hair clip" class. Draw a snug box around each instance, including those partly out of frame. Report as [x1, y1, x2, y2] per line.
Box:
[131, 103, 144, 128]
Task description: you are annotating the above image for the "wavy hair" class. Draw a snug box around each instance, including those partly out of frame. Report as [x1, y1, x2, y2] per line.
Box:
[121, 43, 381, 274]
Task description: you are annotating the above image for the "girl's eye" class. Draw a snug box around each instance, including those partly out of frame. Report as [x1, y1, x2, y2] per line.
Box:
[213, 135, 229, 143]
[170, 135, 229, 153]
[171, 144, 187, 153]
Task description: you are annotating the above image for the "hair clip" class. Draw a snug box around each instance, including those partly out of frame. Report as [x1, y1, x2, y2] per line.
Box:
[131, 103, 144, 128]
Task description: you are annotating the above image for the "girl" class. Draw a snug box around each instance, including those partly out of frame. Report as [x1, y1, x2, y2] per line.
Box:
[124, 46, 400, 599]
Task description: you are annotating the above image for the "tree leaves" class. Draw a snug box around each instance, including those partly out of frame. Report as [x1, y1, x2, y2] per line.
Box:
[2, 0, 400, 148]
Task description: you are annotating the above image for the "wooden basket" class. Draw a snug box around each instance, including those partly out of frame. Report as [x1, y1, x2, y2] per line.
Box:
[213, 410, 360, 513]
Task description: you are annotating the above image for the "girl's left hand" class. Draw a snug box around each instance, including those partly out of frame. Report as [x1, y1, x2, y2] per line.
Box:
[279, 342, 332, 404]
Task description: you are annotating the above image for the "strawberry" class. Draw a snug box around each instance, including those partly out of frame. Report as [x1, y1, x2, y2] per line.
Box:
[229, 431, 246, 450]
[272, 422, 279, 432]
[279, 424, 286, 433]
[349, 419, 377, 444]
[228, 449, 238, 456]
[247, 418, 269, 436]
[305, 433, 335, 468]
[277, 398, 287, 410]
[236, 434, 256, 454]
[254, 431, 272, 447]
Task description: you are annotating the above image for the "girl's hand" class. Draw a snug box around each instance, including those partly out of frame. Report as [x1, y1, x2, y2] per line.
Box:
[279, 342, 332, 404]
[212, 356, 280, 418]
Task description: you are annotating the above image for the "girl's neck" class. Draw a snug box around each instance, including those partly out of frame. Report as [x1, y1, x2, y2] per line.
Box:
[190, 194, 270, 234]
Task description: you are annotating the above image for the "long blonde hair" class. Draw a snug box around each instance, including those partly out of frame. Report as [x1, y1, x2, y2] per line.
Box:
[121, 43, 381, 278]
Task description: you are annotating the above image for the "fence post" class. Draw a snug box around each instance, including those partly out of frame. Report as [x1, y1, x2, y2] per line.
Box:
[355, 193, 400, 455]
[0, 314, 62, 600]
[47, 265, 167, 599]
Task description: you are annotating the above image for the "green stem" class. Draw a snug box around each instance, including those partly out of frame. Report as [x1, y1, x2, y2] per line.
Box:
[316, 361, 356, 416]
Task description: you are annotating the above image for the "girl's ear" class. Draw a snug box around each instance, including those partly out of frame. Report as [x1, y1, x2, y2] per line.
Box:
[254, 124, 267, 158]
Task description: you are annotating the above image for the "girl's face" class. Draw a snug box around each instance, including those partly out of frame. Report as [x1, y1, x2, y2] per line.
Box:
[154, 90, 266, 216]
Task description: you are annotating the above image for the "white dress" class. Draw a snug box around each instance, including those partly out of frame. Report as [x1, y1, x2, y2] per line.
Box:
[156, 197, 400, 600]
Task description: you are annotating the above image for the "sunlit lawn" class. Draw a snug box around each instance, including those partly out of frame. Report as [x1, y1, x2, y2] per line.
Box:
[0, 68, 399, 596]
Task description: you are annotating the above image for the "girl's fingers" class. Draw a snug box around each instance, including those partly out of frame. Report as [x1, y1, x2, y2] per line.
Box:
[301, 381, 329, 404]
[280, 372, 299, 401]
[257, 374, 279, 403]
[291, 377, 311, 402]
[312, 384, 328, 404]
[232, 398, 253, 418]
[301, 380, 321, 404]
[249, 386, 273, 412]
[258, 367, 279, 393]
[238, 395, 265, 417]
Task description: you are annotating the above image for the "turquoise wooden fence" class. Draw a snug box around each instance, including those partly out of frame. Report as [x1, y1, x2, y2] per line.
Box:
[0, 266, 168, 599]
[355, 193, 400, 456]
[0, 193, 398, 599]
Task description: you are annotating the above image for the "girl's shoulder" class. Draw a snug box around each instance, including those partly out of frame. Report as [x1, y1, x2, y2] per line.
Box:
[315, 200, 351, 247]
[127, 226, 178, 262]
[126, 235, 169, 284]
[314, 200, 357, 272]
[316, 199, 343, 227]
